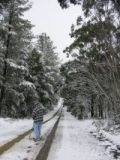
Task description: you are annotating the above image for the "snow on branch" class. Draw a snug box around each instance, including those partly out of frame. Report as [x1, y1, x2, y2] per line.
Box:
[6, 59, 28, 71]
[42, 90, 50, 99]
[68, 69, 77, 74]
[19, 81, 36, 89]
[8, 31, 17, 36]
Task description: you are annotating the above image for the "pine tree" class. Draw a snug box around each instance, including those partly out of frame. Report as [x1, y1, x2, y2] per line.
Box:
[33, 33, 61, 110]
[0, 0, 33, 117]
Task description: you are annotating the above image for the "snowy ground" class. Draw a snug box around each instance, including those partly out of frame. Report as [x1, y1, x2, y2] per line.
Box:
[0, 117, 59, 160]
[1, 102, 120, 160]
[47, 108, 117, 160]
[0, 99, 63, 160]
[0, 98, 63, 146]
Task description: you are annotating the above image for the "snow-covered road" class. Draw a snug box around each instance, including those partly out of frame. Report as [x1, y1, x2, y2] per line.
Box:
[47, 108, 115, 160]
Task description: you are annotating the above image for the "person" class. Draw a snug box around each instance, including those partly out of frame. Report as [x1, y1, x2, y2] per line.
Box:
[32, 101, 44, 141]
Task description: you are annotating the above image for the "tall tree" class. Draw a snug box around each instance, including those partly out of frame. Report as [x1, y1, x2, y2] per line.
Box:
[60, 0, 120, 119]
[29, 33, 62, 110]
[0, 0, 33, 117]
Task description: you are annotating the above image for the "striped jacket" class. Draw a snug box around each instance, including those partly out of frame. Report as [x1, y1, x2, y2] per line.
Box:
[32, 103, 44, 122]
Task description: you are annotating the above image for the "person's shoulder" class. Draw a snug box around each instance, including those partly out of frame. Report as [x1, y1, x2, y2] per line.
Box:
[34, 102, 45, 110]
[33, 102, 39, 109]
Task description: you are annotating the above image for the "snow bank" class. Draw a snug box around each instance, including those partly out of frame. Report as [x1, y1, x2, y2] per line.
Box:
[90, 120, 120, 159]
[92, 120, 120, 146]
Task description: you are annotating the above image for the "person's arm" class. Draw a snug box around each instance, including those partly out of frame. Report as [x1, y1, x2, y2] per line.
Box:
[42, 108, 46, 115]
[41, 104, 46, 115]
[32, 108, 36, 120]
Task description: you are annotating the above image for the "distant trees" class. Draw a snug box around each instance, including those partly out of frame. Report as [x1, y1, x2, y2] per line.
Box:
[60, 60, 90, 119]
[29, 33, 61, 110]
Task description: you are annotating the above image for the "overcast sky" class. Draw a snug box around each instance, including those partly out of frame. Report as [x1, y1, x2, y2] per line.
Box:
[24, 0, 82, 63]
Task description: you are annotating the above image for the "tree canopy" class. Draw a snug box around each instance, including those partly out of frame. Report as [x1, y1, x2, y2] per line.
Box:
[60, 0, 120, 121]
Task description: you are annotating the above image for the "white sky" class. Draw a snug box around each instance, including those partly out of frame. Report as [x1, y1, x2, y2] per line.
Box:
[24, 0, 82, 63]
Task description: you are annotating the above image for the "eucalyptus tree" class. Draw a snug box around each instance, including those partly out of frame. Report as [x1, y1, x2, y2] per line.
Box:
[58, 0, 120, 10]
[59, 0, 120, 119]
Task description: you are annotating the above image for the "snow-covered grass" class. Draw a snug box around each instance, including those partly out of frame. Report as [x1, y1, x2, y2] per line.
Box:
[0, 118, 33, 146]
[0, 98, 63, 147]
[91, 120, 120, 154]
[0, 117, 59, 160]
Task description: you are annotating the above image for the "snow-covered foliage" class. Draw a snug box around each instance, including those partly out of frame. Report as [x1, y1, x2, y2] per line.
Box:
[8, 31, 17, 36]
[20, 81, 35, 89]
[6, 59, 28, 71]
[0, 1, 61, 118]
[28, 33, 62, 110]
[0, 0, 35, 118]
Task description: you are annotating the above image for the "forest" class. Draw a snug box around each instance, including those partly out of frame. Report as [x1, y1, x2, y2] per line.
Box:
[0, 0, 120, 125]
[0, 0, 62, 118]
[1, 1, 120, 160]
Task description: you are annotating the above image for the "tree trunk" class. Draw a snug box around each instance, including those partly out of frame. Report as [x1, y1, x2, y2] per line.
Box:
[91, 94, 95, 118]
[0, 1, 14, 114]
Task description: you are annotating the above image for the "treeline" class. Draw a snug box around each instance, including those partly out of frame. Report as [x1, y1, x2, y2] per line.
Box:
[60, 0, 120, 121]
[0, 0, 62, 118]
